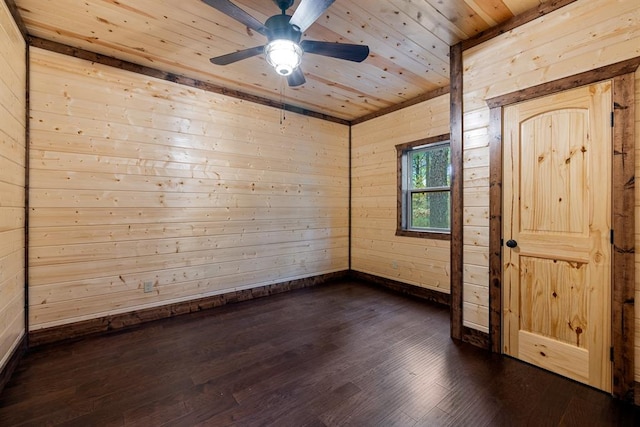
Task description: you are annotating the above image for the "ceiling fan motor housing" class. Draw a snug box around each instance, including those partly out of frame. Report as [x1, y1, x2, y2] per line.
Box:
[263, 14, 303, 76]
[265, 14, 302, 43]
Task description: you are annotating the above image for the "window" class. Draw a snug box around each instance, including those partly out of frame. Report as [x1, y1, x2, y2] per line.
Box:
[396, 135, 451, 239]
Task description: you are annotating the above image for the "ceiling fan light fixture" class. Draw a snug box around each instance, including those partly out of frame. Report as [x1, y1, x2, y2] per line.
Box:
[265, 39, 302, 76]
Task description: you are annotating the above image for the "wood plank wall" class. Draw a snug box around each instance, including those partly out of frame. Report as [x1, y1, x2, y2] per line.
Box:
[461, 0, 640, 365]
[28, 48, 349, 331]
[0, 0, 26, 370]
[351, 95, 451, 293]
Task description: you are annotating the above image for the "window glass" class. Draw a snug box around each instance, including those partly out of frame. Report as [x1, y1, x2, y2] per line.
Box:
[410, 191, 450, 230]
[410, 145, 450, 189]
[396, 136, 451, 238]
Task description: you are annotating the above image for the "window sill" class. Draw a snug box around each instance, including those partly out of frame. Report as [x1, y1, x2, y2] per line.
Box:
[395, 229, 451, 240]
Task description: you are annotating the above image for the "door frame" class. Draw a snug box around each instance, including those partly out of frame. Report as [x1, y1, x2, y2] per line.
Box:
[486, 57, 640, 401]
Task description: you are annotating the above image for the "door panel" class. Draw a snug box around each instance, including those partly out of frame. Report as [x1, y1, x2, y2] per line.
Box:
[520, 257, 587, 348]
[502, 82, 612, 392]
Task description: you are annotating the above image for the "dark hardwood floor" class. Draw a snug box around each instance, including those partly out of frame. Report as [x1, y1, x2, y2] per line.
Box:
[1, 280, 638, 426]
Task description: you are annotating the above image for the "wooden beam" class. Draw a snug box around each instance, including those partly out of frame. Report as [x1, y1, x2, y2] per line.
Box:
[611, 72, 635, 402]
[23, 30, 30, 348]
[449, 42, 464, 341]
[488, 106, 502, 354]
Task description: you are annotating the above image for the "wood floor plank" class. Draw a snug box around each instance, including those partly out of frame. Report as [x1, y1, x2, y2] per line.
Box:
[0, 279, 638, 426]
[416, 406, 456, 426]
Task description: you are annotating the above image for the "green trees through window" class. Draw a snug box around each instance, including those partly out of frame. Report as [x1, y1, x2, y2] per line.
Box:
[409, 143, 451, 230]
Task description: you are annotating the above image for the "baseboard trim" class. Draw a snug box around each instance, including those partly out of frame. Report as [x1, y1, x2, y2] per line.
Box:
[461, 326, 490, 349]
[0, 335, 27, 394]
[351, 271, 492, 350]
[29, 270, 451, 348]
[29, 271, 348, 347]
[350, 271, 450, 306]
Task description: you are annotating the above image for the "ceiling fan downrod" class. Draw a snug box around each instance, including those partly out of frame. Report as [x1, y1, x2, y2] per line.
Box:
[274, 0, 294, 14]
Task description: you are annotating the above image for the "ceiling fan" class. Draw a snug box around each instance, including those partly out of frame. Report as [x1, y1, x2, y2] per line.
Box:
[202, 0, 370, 87]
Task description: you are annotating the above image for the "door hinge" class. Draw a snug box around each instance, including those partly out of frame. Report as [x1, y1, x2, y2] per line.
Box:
[610, 346, 614, 362]
[610, 229, 614, 245]
[611, 111, 614, 127]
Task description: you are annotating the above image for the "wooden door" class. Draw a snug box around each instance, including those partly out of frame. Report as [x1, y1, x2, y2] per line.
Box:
[502, 82, 612, 392]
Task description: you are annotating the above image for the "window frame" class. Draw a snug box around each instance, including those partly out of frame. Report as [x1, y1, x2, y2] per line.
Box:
[396, 134, 451, 240]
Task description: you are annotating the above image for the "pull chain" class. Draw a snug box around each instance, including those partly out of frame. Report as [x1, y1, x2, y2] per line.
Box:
[279, 77, 286, 125]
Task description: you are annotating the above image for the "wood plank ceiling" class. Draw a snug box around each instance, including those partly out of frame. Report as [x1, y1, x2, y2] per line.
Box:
[13, 0, 547, 120]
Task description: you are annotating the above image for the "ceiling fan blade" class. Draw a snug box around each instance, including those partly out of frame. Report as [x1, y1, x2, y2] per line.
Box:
[289, 0, 335, 33]
[287, 67, 306, 87]
[210, 45, 265, 65]
[300, 41, 369, 62]
[202, 0, 268, 36]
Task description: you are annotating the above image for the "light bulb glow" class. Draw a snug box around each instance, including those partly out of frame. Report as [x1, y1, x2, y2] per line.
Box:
[265, 39, 302, 76]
